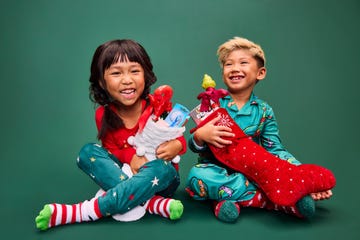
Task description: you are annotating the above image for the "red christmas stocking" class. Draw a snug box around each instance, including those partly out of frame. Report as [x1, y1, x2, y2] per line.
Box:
[193, 108, 336, 206]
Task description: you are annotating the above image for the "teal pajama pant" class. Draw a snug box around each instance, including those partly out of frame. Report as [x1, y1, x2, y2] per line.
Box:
[186, 163, 257, 202]
[77, 143, 179, 215]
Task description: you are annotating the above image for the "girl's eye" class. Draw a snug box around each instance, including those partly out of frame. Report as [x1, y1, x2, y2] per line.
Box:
[111, 71, 121, 75]
[131, 69, 142, 74]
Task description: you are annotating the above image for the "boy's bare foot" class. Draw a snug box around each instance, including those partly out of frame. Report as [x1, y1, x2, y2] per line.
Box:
[311, 190, 333, 201]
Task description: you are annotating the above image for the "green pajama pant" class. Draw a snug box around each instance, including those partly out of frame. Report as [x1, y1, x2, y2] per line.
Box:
[77, 143, 180, 215]
[186, 163, 257, 202]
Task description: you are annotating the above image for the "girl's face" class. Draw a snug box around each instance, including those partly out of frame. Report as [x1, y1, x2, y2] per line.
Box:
[222, 49, 266, 96]
[103, 56, 145, 108]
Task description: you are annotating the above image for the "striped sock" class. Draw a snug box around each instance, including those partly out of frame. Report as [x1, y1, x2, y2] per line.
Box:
[35, 197, 102, 230]
[238, 191, 315, 218]
[146, 195, 183, 220]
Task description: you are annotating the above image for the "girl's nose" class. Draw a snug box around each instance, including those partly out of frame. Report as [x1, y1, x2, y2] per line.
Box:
[121, 73, 133, 84]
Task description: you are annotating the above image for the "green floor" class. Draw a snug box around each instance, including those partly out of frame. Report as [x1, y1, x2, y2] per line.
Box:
[1, 0, 359, 239]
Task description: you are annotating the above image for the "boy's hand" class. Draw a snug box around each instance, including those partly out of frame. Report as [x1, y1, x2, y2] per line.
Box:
[156, 139, 182, 161]
[194, 115, 235, 148]
[130, 155, 148, 174]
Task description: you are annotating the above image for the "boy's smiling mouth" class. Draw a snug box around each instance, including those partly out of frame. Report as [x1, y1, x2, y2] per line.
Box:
[229, 75, 244, 81]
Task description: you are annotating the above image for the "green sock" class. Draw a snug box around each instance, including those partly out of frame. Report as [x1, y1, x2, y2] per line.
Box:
[35, 198, 102, 231]
[296, 195, 316, 218]
[35, 205, 52, 230]
[169, 200, 184, 220]
[214, 200, 240, 223]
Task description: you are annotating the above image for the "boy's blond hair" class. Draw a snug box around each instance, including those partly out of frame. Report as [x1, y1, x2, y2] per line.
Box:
[217, 37, 266, 68]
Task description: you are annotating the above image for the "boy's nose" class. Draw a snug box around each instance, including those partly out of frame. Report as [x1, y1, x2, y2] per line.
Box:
[230, 64, 241, 72]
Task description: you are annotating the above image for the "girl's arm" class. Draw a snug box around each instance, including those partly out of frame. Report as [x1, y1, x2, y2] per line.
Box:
[156, 135, 187, 161]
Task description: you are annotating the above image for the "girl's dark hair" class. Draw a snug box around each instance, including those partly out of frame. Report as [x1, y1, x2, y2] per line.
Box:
[89, 39, 157, 139]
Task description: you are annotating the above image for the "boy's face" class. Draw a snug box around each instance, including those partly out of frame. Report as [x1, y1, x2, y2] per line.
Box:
[222, 49, 266, 95]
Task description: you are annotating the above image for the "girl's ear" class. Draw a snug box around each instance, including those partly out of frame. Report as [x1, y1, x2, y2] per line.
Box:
[99, 80, 105, 90]
[257, 67, 266, 81]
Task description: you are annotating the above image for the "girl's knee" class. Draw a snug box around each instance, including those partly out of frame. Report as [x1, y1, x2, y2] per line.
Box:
[157, 174, 180, 197]
[77, 143, 100, 168]
[142, 160, 177, 179]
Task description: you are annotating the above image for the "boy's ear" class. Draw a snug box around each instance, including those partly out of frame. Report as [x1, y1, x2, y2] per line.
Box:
[257, 67, 266, 81]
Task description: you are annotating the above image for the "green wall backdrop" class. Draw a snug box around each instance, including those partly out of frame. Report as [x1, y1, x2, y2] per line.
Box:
[1, 0, 359, 239]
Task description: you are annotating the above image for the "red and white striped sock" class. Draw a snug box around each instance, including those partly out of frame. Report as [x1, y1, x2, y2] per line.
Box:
[238, 190, 304, 218]
[146, 195, 184, 220]
[36, 197, 102, 230]
[146, 195, 173, 218]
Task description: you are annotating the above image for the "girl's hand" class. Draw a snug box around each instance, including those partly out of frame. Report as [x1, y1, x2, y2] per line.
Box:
[156, 139, 183, 161]
[130, 155, 148, 174]
[194, 115, 234, 148]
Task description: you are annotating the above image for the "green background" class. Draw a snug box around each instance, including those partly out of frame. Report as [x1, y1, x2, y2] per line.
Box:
[1, 0, 359, 239]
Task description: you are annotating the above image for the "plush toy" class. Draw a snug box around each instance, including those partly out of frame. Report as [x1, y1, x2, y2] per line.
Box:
[197, 74, 229, 112]
[190, 75, 336, 206]
[127, 118, 184, 163]
[128, 85, 189, 163]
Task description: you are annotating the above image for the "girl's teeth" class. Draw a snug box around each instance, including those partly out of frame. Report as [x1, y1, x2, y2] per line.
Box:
[121, 89, 135, 94]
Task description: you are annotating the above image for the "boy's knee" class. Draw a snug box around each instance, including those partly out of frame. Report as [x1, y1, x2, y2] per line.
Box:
[187, 165, 205, 181]
[186, 176, 208, 200]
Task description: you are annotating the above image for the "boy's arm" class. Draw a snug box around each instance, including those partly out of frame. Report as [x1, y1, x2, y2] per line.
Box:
[188, 115, 234, 153]
[188, 134, 208, 153]
[261, 107, 301, 165]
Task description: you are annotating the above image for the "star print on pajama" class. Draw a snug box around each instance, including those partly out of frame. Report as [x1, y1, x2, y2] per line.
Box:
[151, 177, 159, 186]
[76, 143, 180, 219]
[97, 159, 178, 216]
[193, 108, 336, 206]
[76, 143, 130, 191]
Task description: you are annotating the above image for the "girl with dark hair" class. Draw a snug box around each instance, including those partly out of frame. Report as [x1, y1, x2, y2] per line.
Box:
[35, 39, 186, 230]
